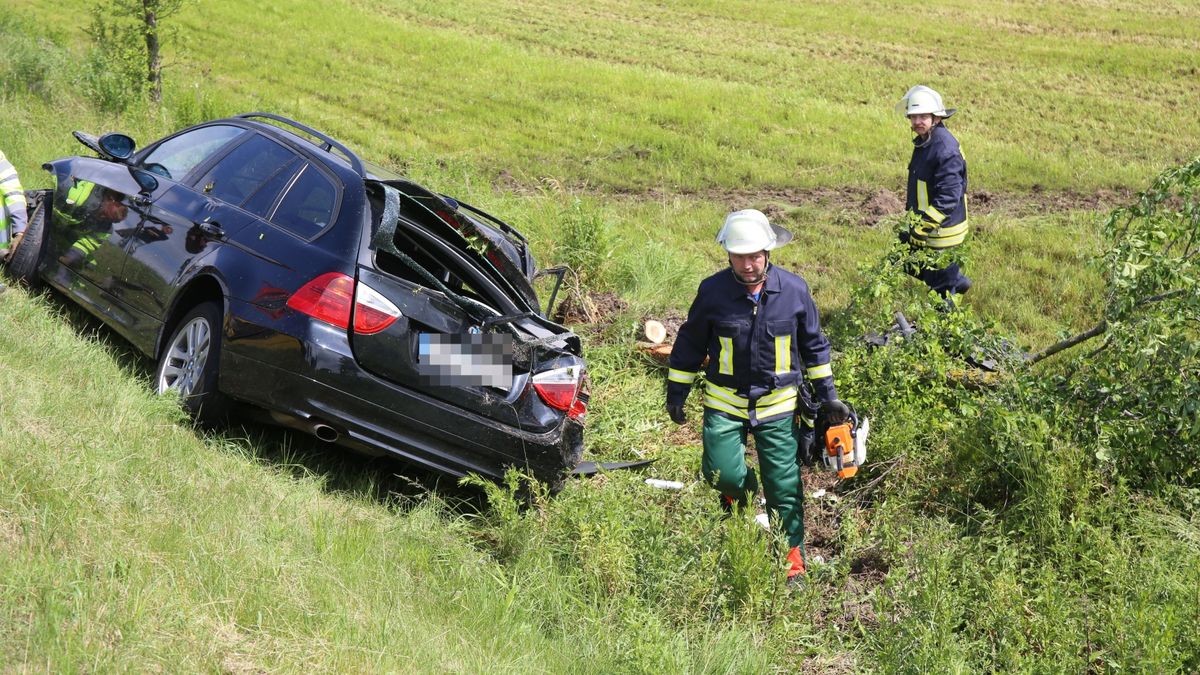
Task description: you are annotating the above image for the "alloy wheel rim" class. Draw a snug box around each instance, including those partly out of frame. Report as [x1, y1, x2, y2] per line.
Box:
[159, 317, 211, 396]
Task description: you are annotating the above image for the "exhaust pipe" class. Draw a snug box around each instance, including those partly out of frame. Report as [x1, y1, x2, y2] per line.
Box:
[312, 423, 340, 443]
[264, 410, 342, 442]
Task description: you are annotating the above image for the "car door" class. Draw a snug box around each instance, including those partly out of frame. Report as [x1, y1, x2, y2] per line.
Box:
[118, 130, 302, 324]
[43, 123, 246, 341]
[44, 160, 150, 322]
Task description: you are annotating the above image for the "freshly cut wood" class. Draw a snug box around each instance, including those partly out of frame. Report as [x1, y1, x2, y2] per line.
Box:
[643, 320, 667, 344]
[635, 341, 673, 363]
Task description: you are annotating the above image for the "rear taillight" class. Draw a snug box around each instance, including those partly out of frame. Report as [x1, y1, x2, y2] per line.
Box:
[287, 272, 401, 335]
[531, 364, 587, 420]
[352, 282, 402, 335]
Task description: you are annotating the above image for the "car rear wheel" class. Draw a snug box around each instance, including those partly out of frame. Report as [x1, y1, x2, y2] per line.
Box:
[7, 190, 50, 287]
[157, 301, 230, 425]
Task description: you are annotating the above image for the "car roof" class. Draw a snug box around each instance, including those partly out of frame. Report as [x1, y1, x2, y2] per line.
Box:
[229, 113, 408, 184]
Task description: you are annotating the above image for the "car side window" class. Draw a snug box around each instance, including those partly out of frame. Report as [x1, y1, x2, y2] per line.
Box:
[241, 157, 301, 218]
[270, 163, 338, 235]
[195, 134, 299, 208]
[139, 125, 245, 182]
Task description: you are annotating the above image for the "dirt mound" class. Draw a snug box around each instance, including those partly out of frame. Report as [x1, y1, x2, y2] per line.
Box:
[860, 189, 905, 226]
[554, 290, 628, 327]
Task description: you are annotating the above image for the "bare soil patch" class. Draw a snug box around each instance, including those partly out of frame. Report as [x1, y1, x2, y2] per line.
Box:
[494, 175, 1132, 219]
[635, 184, 1132, 219]
[553, 289, 628, 327]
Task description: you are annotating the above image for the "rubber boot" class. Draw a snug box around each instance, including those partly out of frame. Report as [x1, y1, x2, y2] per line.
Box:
[786, 546, 806, 585]
[718, 492, 750, 519]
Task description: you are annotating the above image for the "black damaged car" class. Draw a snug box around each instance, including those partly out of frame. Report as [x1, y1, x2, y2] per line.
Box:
[9, 113, 587, 489]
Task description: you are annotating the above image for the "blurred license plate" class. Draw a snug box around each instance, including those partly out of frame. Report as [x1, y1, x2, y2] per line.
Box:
[417, 332, 514, 390]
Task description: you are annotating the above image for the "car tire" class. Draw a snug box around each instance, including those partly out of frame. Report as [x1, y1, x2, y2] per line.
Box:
[156, 300, 231, 426]
[7, 190, 50, 287]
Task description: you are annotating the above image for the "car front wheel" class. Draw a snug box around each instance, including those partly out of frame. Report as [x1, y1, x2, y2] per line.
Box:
[7, 190, 50, 287]
[157, 301, 230, 425]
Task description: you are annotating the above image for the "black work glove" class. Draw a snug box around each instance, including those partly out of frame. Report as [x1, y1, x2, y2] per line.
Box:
[813, 400, 849, 463]
[796, 423, 818, 467]
[817, 399, 850, 428]
[666, 404, 687, 425]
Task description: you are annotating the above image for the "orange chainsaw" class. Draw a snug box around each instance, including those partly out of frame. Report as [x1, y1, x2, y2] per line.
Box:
[819, 400, 869, 479]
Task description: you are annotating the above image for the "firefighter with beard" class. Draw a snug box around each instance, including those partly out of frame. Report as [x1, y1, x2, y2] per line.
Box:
[896, 84, 972, 299]
[665, 209, 839, 584]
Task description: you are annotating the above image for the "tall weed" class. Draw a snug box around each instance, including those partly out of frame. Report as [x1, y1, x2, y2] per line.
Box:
[558, 199, 615, 289]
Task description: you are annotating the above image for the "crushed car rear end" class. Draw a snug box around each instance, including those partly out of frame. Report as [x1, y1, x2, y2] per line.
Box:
[223, 164, 588, 489]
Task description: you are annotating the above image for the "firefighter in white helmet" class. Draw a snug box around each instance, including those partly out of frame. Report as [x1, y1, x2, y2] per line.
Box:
[666, 209, 839, 584]
[896, 85, 972, 299]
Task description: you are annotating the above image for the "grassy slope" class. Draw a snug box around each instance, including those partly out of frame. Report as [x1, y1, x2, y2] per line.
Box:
[2, 0, 1199, 671]
[169, 0, 1200, 192]
[0, 293, 771, 671]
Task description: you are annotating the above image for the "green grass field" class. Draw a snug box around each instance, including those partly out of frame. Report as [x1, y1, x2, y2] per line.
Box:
[2, 0, 1199, 671]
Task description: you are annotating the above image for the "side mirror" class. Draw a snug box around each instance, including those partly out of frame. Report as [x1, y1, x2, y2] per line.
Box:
[98, 133, 137, 161]
[130, 168, 159, 194]
[142, 162, 172, 179]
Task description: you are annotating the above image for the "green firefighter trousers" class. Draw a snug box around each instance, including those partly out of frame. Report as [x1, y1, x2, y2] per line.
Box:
[702, 409, 806, 551]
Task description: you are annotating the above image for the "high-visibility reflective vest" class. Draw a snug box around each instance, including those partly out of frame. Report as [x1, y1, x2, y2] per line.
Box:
[667, 265, 836, 426]
[54, 178, 98, 228]
[905, 124, 968, 249]
[0, 151, 27, 253]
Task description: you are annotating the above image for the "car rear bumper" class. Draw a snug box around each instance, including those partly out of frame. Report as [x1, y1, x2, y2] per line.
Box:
[220, 345, 584, 485]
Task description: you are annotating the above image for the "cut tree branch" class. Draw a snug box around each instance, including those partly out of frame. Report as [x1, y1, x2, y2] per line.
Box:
[1028, 289, 1187, 365]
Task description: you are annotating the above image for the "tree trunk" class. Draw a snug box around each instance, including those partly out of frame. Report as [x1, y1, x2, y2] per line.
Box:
[142, 1, 161, 103]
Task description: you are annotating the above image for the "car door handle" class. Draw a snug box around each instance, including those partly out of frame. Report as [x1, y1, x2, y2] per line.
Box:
[198, 220, 225, 239]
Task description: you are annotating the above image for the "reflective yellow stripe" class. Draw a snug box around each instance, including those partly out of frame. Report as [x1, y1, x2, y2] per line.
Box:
[73, 237, 103, 254]
[925, 205, 947, 224]
[705, 383, 744, 407]
[3, 194, 27, 207]
[923, 221, 969, 249]
[703, 383, 798, 419]
[718, 337, 733, 375]
[67, 180, 96, 206]
[916, 179, 929, 212]
[909, 220, 968, 249]
[758, 399, 799, 419]
[774, 335, 791, 374]
[759, 386, 798, 406]
[806, 363, 833, 380]
[668, 368, 698, 384]
[703, 396, 748, 418]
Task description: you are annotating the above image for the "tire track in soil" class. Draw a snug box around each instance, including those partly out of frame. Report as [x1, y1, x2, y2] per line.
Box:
[493, 170, 1133, 226]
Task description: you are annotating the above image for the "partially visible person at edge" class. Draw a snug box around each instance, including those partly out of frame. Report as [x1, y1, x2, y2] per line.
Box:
[896, 85, 972, 300]
[0, 149, 29, 293]
[665, 209, 841, 585]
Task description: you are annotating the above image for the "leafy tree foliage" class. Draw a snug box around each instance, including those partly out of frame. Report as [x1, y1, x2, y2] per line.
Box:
[1058, 156, 1200, 490]
[86, 0, 187, 109]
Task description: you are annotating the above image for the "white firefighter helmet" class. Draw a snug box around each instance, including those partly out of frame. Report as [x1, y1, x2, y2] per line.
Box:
[895, 85, 956, 118]
[716, 209, 793, 254]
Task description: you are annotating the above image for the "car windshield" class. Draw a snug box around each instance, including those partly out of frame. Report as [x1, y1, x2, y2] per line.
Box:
[139, 125, 246, 181]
